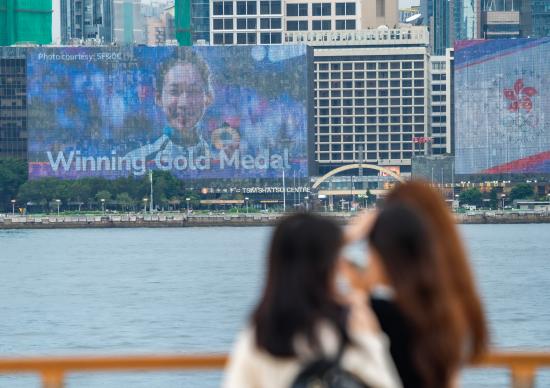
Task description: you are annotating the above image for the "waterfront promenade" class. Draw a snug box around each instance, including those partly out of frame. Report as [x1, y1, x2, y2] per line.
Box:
[1, 211, 550, 229]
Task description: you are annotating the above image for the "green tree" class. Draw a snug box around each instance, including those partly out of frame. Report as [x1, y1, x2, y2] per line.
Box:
[95, 190, 112, 202]
[459, 188, 483, 207]
[509, 183, 534, 202]
[115, 192, 134, 211]
[0, 158, 27, 211]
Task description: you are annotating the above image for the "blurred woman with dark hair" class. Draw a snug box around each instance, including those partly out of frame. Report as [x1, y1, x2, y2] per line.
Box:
[223, 213, 401, 388]
[344, 182, 488, 388]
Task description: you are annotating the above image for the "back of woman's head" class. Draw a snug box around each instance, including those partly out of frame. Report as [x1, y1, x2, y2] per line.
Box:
[385, 181, 488, 360]
[369, 203, 463, 388]
[253, 213, 347, 357]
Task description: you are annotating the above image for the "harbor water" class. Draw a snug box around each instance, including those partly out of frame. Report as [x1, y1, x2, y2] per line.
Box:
[0, 225, 549, 387]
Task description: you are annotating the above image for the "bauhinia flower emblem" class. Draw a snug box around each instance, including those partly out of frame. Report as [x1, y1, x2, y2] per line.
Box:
[504, 79, 537, 113]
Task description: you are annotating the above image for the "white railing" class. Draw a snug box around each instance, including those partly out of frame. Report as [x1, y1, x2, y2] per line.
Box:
[284, 27, 429, 46]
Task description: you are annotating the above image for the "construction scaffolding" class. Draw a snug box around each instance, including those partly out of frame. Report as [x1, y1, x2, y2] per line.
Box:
[0, 0, 52, 46]
[175, 0, 191, 46]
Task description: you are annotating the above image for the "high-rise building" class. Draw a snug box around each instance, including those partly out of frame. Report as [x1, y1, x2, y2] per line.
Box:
[0, 48, 27, 159]
[113, 0, 145, 44]
[481, 0, 520, 38]
[422, 0, 452, 55]
[191, 0, 210, 43]
[60, 0, 113, 43]
[429, 49, 453, 155]
[210, 0, 399, 45]
[531, 0, 550, 37]
[60, 0, 144, 44]
[288, 27, 431, 177]
[0, 0, 53, 46]
[454, 0, 481, 40]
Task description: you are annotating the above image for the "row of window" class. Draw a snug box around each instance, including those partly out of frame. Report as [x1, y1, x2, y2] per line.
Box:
[212, 32, 282, 44]
[317, 125, 424, 132]
[317, 152, 415, 161]
[317, 70, 426, 81]
[318, 128, 424, 136]
[316, 115, 425, 123]
[317, 61, 425, 70]
[315, 107, 426, 114]
[213, 17, 282, 30]
[214, 1, 357, 17]
[315, 96, 426, 106]
[319, 143, 414, 151]
[213, 1, 281, 16]
[316, 82, 426, 91]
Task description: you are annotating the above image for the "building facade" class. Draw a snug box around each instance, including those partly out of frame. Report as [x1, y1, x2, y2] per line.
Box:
[60, 0, 144, 44]
[285, 27, 431, 176]
[60, 0, 113, 43]
[429, 49, 453, 155]
[481, 0, 520, 38]
[192, 0, 210, 43]
[210, 0, 399, 45]
[113, 0, 145, 44]
[422, 0, 453, 55]
[0, 48, 27, 159]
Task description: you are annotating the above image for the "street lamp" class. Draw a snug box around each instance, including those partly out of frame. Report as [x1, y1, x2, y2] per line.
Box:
[55, 199, 61, 216]
[245, 197, 249, 214]
[186, 197, 191, 216]
[10, 199, 15, 216]
[143, 198, 148, 213]
[100, 198, 105, 214]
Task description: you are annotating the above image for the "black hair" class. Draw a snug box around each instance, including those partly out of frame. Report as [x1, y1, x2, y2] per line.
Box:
[253, 213, 349, 357]
[156, 49, 212, 95]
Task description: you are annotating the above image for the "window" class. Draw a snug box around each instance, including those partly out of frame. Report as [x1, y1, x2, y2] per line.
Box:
[213, 2, 223, 15]
[287, 20, 308, 31]
[260, 1, 281, 14]
[237, 1, 247, 15]
[335, 2, 356, 15]
[247, 18, 257, 28]
[224, 1, 233, 15]
[312, 3, 331, 16]
[213, 19, 224, 30]
[224, 19, 233, 29]
[247, 1, 257, 14]
[260, 32, 281, 43]
[312, 20, 331, 30]
[213, 33, 233, 44]
[260, 18, 281, 29]
[237, 33, 247, 44]
[287, 3, 308, 16]
[335, 20, 356, 30]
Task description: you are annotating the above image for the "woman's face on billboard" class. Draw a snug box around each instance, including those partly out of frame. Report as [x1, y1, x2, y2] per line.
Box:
[157, 62, 211, 139]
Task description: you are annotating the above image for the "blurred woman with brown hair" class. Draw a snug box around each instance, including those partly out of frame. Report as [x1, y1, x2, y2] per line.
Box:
[345, 182, 488, 388]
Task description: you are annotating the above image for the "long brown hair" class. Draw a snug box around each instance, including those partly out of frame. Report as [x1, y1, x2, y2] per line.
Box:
[369, 203, 462, 388]
[386, 181, 488, 359]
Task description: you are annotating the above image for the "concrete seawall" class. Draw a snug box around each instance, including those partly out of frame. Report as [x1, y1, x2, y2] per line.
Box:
[0, 212, 549, 229]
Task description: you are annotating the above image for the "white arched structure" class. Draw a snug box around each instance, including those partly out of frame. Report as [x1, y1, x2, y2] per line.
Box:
[311, 163, 404, 190]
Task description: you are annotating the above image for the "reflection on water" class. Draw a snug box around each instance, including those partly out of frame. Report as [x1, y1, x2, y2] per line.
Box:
[0, 225, 549, 387]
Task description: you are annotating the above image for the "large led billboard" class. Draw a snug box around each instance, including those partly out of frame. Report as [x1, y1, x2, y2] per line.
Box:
[27, 46, 309, 179]
[455, 38, 550, 174]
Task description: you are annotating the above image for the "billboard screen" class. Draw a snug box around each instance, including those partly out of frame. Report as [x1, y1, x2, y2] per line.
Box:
[27, 46, 309, 179]
[455, 38, 550, 174]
